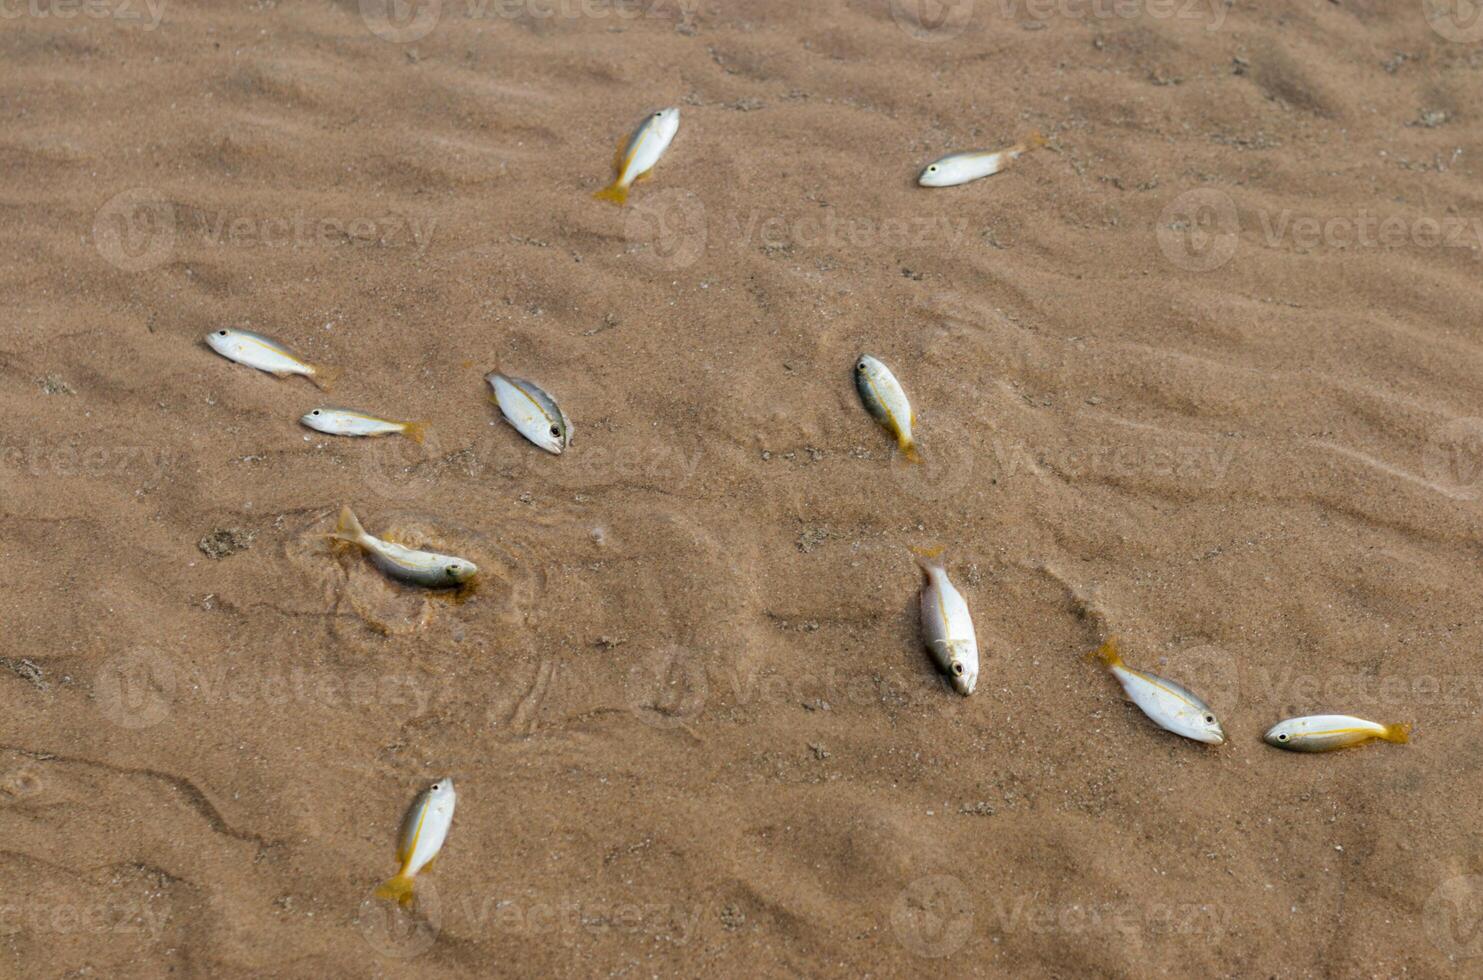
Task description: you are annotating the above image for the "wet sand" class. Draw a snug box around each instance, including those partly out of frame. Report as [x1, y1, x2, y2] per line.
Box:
[3, 0, 1483, 975]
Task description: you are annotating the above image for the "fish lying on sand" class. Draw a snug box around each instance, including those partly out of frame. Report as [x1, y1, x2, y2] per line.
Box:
[486, 372, 572, 455]
[375, 778, 456, 908]
[205, 328, 338, 389]
[855, 354, 919, 463]
[300, 408, 427, 443]
[593, 107, 680, 206]
[918, 131, 1047, 188]
[1089, 639, 1225, 744]
[1263, 715, 1410, 752]
[330, 506, 477, 588]
[917, 550, 978, 695]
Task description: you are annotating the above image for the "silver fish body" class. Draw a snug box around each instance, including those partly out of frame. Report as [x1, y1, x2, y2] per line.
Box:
[918, 132, 1047, 188]
[301, 408, 425, 443]
[595, 107, 680, 205]
[1263, 715, 1410, 752]
[376, 777, 456, 907]
[486, 372, 572, 454]
[1091, 640, 1225, 744]
[917, 555, 978, 695]
[205, 328, 337, 389]
[331, 506, 477, 588]
[855, 354, 918, 462]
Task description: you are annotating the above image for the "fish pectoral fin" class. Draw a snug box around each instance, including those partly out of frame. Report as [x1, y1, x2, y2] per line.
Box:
[631, 167, 653, 185]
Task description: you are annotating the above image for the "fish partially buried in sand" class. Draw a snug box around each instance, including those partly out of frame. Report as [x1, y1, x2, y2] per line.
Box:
[486, 372, 573, 455]
[1263, 715, 1410, 753]
[1089, 639, 1225, 744]
[593, 107, 680, 206]
[375, 777, 456, 908]
[917, 551, 978, 695]
[300, 407, 427, 444]
[855, 354, 920, 463]
[205, 328, 339, 390]
[917, 132, 1047, 188]
[330, 506, 478, 589]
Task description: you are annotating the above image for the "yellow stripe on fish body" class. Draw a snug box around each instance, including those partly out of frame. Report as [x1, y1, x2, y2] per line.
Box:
[1090, 639, 1225, 744]
[376, 778, 456, 908]
[204, 328, 340, 390]
[594, 107, 680, 206]
[300, 408, 427, 443]
[918, 131, 1047, 188]
[1264, 715, 1410, 752]
[330, 506, 478, 588]
[486, 371, 573, 454]
[854, 354, 919, 463]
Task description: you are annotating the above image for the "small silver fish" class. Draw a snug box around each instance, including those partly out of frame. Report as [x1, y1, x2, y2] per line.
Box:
[375, 777, 456, 908]
[594, 107, 681, 206]
[205, 328, 338, 389]
[300, 408, 427, 443]
[916, 551, 978, 695]
[918, 132, 1047, 188]
[330, 506, 477, 588]
[1263, 715, 1410, 752]
[1090, 639, 1225, 744]
[486, 372, 572, 455]
[854, 354, 919, 463]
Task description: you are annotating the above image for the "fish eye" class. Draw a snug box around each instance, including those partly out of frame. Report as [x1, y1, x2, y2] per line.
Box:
[856, 362, 866, 372]
[654, 112, 662, 118]
[311, 410, 320, 416]
[217, 330, 228, 336]
[550, 425, 561, 437]
[951, 663, 964, 675]
[928, 165, 938, 172]
[1277, 733, 1288, 741]
[1204, 715, 1215, 724]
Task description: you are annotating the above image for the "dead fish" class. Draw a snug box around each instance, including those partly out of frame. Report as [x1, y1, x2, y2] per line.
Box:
[918, 131, 1047, 188]
[1263, 715, 1410, 752]
[375, 778, 456, 908]
[917, 550, 978, 695]
[301, 407, 427, 444]
[205, 328, 339, 389]
[1089, 638, 1225, 744]
[486, 372, 572, 454]
[593, 107, 680, 206]
[330, 506, 477, 588]
[855, 354, 919, 463]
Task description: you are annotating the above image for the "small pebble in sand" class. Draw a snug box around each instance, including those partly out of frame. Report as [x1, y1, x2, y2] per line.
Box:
[198, 528, 254, 560]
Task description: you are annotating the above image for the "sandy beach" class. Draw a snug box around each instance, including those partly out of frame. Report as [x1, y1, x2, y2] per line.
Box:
[3, 0, 1483, 975]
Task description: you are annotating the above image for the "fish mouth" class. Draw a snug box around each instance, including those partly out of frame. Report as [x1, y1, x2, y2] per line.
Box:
[949, 662, 976, 695]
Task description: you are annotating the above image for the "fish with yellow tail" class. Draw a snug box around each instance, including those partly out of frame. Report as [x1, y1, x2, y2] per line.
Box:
[1089, 638, 1225, 744]
[855, 354, 920, 464]
[594, 107, 680, 206]
[916, 549, 978, 695]
[330, 506, 478, 589]
[1263, 715, 1410, 753]
[918, 131, 1048, 188]
[375, 778, 456, 908]
[205, 328, 339, 390]
[301, 407, 428, 443]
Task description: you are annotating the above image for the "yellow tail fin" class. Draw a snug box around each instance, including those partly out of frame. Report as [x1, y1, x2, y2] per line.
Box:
[1089, 638, 1124, 669]
[374, 874, 416, 908]
[310, 364, 341, 392]
[900, 439, 922, 465]
[401, 421, 429, 445]
[593, 183, 629, 206]
[1022, 130, 1048, 151]
[911, 545, 944, 576]
[333, 505, 366, 544]
[1382, 722, 1411, 744]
